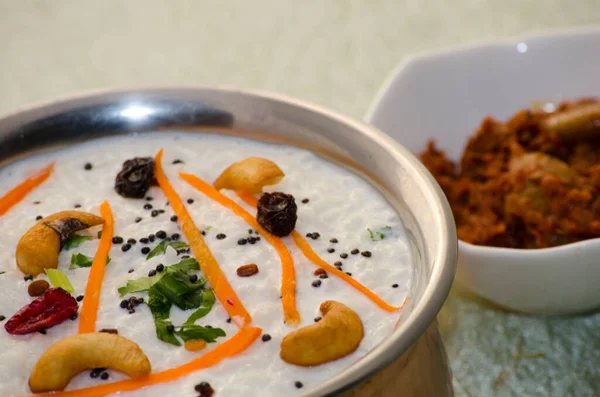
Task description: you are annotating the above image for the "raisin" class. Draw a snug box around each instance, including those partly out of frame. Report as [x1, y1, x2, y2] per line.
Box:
[256, 192, 297, 237]
[313, 268, 327, 277]
[28, 280, 50, 297]
[114, 157, 155, 198]
[236, 264, 259, 277]
[4, 288, 78, 335]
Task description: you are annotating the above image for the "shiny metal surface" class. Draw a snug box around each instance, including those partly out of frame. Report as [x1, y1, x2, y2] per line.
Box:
[0, 87, 457, 396]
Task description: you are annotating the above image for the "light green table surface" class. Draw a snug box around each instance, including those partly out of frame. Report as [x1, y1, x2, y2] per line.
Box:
[1, 1, 599, 396]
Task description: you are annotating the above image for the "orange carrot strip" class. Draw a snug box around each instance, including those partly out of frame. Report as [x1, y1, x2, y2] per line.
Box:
[291, 232, 404, 312]
[26, 327, 262, 397]
[235, 191, 406, 313]
[394, 297, 411, 329]
[154, 150, 252, 327]
[0, 163, 54, 216]
[78, 201, 114, 334]
[179, 174, 300, 325]
[237, 190, 259, 207]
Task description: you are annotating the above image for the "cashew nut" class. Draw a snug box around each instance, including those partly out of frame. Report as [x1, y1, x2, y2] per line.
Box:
[16, 211, 104, 276]
[542, 103, 600, 140]
[29, 332, 151, 392]
[214, 157, 284, 193]
[280, 301, 364, 366]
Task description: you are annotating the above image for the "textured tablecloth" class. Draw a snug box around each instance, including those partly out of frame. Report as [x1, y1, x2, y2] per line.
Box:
[1, 1, 599, 396]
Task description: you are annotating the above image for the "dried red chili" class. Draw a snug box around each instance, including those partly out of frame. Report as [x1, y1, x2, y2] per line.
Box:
[4, 288, 78, 335]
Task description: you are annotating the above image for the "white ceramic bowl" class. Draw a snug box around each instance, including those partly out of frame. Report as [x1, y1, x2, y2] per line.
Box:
[366, 27, 600, 315]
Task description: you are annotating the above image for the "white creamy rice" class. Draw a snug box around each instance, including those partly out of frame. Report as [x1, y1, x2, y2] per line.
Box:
[0, 132, 413, 397]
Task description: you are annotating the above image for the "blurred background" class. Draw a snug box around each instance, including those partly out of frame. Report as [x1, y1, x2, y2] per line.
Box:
[2, 1, 599, 396]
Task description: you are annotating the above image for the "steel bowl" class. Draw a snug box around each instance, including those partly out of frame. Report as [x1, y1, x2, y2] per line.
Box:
[0, 87, 457, 396]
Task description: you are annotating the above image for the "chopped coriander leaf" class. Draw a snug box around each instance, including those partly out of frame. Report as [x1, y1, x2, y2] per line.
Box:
[176, 324, 225, 343]
[121, 256, 217, 346]
[118, 273, 164, 297]
[146, 240, 190, 260]
[148, 287, 180, 346]
[170, 257, 200, 273]
[69, 253, 93, 269]
[70, 253, 111, 270]
[45, 269, 75, 293]
[63, 235, 91, 250]
[117, 258, 201, 297]
[183, 290, 216, 325]
[367, 226, 392, 242]
[151, 268, 204, 310]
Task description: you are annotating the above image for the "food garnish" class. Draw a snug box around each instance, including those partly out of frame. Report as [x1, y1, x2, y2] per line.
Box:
[28, 279, 50, 297]
[27, 327, 261, 397]
[214, 157, 284, 193]
[63, 234, 92, 250]
[280, 301, 364, 366]
[45, 269, 75, 293]
[118, 257, 200, 296]
[236, 190, 407, 313]
[0, 162, 54, 217]
[146, 239, 189, 260]
[133, 260, 223, 346]
[184, 339, 207, 352]
[257, 192, 298, 237]
[291, 232, 405, 312]
[367, 225, 392, 241]
[179, 172, 300, 325]
[236, 264, 259, 277]
[4, 288, 78, 335]
[79, 201, 114, 334]
[154, 149, 252, 327]
[114, 157, 155, 198]
[69, 253, 111, 269]
[28, 332, 151, 392]
[16, 210, 104, 276]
